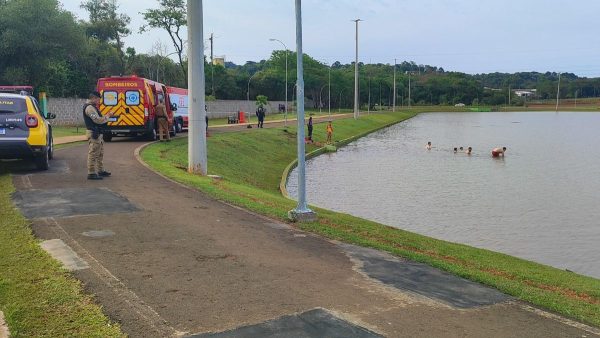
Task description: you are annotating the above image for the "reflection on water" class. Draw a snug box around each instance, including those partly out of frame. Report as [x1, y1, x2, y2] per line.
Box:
[288, 112, 600, 278]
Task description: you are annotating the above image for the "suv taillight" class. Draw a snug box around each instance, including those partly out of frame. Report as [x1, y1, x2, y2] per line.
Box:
[25, 114, 38, 128]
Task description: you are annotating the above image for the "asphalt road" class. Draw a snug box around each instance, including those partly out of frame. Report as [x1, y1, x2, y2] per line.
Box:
[11, 134, 599, 338]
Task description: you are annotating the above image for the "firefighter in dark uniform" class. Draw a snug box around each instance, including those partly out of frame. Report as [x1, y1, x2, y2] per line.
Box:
[83, 91, 113, 180]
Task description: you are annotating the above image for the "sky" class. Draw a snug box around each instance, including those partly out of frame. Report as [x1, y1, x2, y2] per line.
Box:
[60, 0, 600, 77]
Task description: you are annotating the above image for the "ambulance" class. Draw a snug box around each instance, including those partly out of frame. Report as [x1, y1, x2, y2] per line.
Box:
[166, 86, 188, 132]
[96, 76, 179, 141]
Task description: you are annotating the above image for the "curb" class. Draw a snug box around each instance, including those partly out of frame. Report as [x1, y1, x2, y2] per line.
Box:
[279, 112, 418, 198]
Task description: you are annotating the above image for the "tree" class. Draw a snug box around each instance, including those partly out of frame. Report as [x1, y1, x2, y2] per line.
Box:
[80, 0, 131, 73]
[141, 0, 187, 80]
[0, 0, 86, 95]
[256, 95, 268, 108]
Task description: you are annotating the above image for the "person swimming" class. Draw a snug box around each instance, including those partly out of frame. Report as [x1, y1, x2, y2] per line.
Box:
[459, 147, 463, 151]
[453, 147, 458, 153]
[426, 141, 432, 150]
[491, 147, 506, 157]
[466, 146, 472, 155]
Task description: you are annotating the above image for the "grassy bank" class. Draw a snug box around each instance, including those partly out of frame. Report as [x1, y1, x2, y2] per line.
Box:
[141, 111, 600, 327]
[0, 173, 123, 337]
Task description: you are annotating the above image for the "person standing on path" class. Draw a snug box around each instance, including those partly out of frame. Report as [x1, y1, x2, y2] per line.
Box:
[256, 106, 265, 128]
[156, 98, 170, 142]
[307, 116, 313, 141]
[326, 121, 334, 144]
[83, 91, 113, 180]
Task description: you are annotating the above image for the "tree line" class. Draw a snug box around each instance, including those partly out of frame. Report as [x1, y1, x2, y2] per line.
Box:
[2, 0, 600, 108]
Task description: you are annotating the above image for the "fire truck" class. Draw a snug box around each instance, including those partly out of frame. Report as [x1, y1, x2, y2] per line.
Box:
[96, 76, 180, 141]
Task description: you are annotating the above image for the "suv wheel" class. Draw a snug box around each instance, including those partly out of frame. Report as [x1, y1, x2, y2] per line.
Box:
[34, 149, 49, 171]
[103, 133, 113, 142]
[176, 120, 183, 133]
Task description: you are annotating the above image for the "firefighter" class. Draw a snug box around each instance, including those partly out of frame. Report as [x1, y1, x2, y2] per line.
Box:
[156, 98, 170, 141]
[83, 91, 113, 180]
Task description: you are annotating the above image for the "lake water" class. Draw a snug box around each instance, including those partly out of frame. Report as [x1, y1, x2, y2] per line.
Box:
[287, 112, 600, 279]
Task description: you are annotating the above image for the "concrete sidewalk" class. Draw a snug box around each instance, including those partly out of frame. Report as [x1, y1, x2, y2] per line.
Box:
[13, 138, 599, 337]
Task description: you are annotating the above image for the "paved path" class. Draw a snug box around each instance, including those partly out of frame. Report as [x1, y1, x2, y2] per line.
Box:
[13, 135, 599, 337]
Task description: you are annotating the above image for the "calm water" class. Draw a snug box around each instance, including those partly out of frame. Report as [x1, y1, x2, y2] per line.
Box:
[288, 112, 600, 278]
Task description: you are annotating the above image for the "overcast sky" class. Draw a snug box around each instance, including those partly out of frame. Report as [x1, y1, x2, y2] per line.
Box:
[60, 0, 600, 77]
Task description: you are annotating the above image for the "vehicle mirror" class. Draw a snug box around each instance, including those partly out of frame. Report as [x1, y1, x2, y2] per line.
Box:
[46, 112, 56, 120]
[170, 103, 178, 111]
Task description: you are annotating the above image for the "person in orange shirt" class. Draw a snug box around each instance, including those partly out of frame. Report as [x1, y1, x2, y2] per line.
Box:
[326, 121, 333, 144]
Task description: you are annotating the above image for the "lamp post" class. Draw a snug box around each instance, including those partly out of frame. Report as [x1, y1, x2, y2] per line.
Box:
[321, 60, 331, 117]
[319, 84, 327, 114]
[289, 0, 316, 222]
[393, 58, 396, 112]
[269, 38, 288, 127]
[187, 0, 207, 175]
[352, 19, 362, 119]
[247, 72, 258, 124]
[338, 89, 344, 113]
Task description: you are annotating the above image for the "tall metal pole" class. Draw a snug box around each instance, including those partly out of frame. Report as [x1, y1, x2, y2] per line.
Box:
[209, 33, 215, 97]
[289, 0, 315, 222]
[353, 19, 362, 119]
[187, 0, 207, 175]
[269, 38, 288, 127]
[328, 64, 331, 117]
[408, 72, 412, 108]
[555, 72, 561, 113]
[368, 76, 371, 114]
[393, 59, 396, 112]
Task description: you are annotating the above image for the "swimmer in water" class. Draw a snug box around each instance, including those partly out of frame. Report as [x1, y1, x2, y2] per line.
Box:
[453, 147, 458, 153]
[459, 147, 463, 151]
[491, 147, 506, 157]
[426, 141, 432, 150]
[466, 146, 472, 155]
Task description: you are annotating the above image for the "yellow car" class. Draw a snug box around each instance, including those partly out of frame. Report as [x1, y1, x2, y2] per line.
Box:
[0, 92, 56, 170]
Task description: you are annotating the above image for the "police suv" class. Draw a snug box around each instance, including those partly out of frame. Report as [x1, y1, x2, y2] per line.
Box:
[0, 92, 56, 170]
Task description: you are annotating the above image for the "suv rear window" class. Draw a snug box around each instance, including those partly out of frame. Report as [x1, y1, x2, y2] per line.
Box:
[0, 98, 27, 114]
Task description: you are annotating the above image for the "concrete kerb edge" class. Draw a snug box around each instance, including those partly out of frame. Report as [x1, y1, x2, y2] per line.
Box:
[0, 310, 9, 338]
[279, 112, 418, 198]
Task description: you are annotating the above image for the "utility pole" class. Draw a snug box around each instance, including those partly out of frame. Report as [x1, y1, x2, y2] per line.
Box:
[289, 0, 316, 222]
[555, 72, 561, 113]
[352, 19, 362, 119]
[368, 75, 371, 114]
[393, 59, 396, 112]
[408, 71, 412, 108]
[269, 38, 289, 126]
[209, 33, 215, 97]
[187, 0, 207, 175]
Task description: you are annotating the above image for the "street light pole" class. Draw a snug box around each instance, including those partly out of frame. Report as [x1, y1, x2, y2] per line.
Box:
[328, 63, 331, 117]
[319, 84, 327, 114]
[555, 72, 561, 113]
[339, 89, 344, 113]
[393, 59, 396, 112]
[352, 19, 362, 119]
[269, 38, 288, 127]
[187, 0, 207, 175]
[247, 72, 257, 124]
[289, 0, 316, 222]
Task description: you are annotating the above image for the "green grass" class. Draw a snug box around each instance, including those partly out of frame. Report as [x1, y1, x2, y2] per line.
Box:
[0, 172, 123, 337]
[142, 110, 600, 328]
[51, 125, 86, 138]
